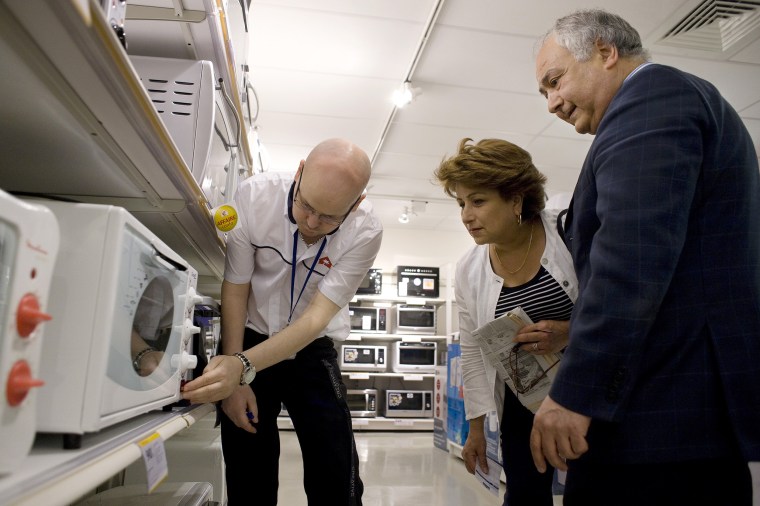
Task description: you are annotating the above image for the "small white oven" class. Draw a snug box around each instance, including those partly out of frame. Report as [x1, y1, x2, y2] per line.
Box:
[30, 201, 201, 448]
[0, 190, 59, 473]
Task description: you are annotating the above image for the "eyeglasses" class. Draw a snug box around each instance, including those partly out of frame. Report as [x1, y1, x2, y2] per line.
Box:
[293, 165, 361, 226]
[507, 344, 560, 395]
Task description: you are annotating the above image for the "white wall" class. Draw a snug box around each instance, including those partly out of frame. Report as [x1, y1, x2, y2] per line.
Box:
[373, 227, 473, 281]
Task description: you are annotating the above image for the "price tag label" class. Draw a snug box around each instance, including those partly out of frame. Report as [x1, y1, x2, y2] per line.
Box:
[393, 419, 414, 426]
[138, 433, 168, 493]
[349, 373, 370, 380]
[353, 418, 369, 426]
[402, 374, 424, 381]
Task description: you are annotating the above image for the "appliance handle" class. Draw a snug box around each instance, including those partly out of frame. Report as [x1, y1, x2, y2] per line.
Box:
[151, 247, 188, 272]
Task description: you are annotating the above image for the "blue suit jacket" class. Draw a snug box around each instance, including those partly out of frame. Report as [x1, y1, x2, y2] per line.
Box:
[555, 64, 760, 463]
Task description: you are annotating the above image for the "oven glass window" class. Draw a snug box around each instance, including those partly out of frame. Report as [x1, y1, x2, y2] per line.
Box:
[398, 308, 434, 327]
[0, 220, 17, 334]
[346, 393, 369, 412]
[388, 392, 422, 410]
[131, 277, 175, 377]
[349, 308, 377, 331]
[400, 347, 435, 365]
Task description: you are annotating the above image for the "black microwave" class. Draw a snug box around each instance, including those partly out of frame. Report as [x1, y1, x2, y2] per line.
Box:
[346, 389, 378, 418]
[385, 390, 433, 418]
[396, 265, 439, 298]
[392, 341, 437, 373]
[340, 344, 387, 371]
[355, 268, 382, 295]
[395, 305, 436, 335]
[349, 306, 389, 334]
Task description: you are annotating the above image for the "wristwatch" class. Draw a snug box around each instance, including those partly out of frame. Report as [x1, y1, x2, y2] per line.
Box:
[233, 352, 256, 385]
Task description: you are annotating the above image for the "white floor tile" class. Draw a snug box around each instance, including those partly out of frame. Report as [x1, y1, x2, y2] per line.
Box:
[278, 431, 562, 506]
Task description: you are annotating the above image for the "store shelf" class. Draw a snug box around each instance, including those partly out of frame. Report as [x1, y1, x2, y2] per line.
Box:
[342, 372, 434, 380]
[345, 333, 448, 341]
[0, 403, 215, 506]
[351, 295, 445, 305]
[277, 415, 433, 432]
[0, 0, 228, 297]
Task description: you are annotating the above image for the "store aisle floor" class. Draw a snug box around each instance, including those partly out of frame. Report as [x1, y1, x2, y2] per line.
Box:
[278, 431, 563, 506]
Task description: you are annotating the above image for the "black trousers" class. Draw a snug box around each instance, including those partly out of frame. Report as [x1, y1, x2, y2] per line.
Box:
[564, 456, 752, 506]
[500, 387, 556, 506]
[220, 329, 363, 505]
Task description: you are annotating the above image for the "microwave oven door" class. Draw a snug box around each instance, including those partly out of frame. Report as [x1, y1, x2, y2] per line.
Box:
[346, 389, 377, 418]
[386, 391, 432, 417]
[349, 307, 386, 333]
[397, 307, 436, 334]
[99, 225, 188, 422]
[341, 345, 383, 370]
[394, 342, 437, 373]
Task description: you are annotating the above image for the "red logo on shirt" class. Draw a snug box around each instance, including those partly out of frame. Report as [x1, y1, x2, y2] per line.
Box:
[318, 256, 333, 269]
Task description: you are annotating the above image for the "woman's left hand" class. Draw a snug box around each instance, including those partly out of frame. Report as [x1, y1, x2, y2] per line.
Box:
[513, 320, 569, 354]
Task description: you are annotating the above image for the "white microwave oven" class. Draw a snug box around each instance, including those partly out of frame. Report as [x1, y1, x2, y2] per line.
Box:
[395, 305, 437, 335]
[340, 344, 387, 371]
[346, 389, 378, 418]
[392, 341, 437, 373]
[385, 390, 433, 418]
[0, 191, 59, 474]
[31, 201, 201, 449]
[348, 305, 389, 334]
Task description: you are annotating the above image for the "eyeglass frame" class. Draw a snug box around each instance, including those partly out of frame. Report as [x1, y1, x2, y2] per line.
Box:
[293, 164, 363, 227]
[506, 343, 560, 395]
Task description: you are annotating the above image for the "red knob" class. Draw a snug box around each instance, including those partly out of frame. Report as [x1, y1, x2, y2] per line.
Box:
[16, 293, 52, 337]
[6, 360, 44, 406]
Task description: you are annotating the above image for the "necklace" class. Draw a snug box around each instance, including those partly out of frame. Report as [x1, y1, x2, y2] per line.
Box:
[492, 221, 534, 275]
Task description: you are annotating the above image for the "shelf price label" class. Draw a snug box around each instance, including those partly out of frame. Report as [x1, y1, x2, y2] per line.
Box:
[393, 419, 414, 427]
[348, 373, 371, 380]
[138, 432, 169, 493]
[402, 374, 424, 381]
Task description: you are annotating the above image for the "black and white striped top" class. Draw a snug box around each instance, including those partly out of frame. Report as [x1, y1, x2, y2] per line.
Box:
[494, 266, 574, 322]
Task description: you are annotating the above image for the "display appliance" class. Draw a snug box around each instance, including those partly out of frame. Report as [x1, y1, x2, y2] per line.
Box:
[348, 305, 389, 334]
[384, 390, 433, 418]
[395, 304, 437, 335]
[392, 341, 437, 373]
[340, 344, 387, 371]
[346, 389, 378, 418]
[32, 201, 201, 448]
[0, 190, 59, 473]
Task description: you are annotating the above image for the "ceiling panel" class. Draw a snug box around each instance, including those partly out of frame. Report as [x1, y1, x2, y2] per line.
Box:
[248, 0, 760, 231]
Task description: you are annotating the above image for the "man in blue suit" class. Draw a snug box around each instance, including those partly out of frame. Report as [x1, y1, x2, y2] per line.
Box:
[531, 9, 760, 505]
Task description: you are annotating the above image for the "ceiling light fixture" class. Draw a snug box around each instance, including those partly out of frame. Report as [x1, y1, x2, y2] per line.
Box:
[398, 206, 410, 224]
[398, 200, 427, 224]
[392, 81, 421, 108]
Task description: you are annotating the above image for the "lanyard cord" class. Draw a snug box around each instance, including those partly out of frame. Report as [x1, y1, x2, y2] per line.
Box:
[289, 229, 326, 324]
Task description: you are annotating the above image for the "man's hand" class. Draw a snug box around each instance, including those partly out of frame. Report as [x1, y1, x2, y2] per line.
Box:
[181, 355, 242, 403]
[221, 387, 259, 434]
[530, 395, 591, 472]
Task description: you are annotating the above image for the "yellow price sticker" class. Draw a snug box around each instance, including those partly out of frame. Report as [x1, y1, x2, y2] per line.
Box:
[213, 204, 238, 232]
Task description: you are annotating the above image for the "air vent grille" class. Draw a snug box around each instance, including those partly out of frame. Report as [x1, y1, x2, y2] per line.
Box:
[659, 0, 760, 52]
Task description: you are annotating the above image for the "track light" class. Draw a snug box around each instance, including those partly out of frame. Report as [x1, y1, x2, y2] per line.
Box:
[392, 81, 421, 108]
[398, 206, 410, 224]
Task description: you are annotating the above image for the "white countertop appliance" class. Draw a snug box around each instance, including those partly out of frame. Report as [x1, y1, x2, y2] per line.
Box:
[31, 201, 200, 448]
[0, 190, 59, 473]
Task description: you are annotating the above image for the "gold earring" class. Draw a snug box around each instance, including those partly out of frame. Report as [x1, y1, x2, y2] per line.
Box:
[518, 214, 522, 226]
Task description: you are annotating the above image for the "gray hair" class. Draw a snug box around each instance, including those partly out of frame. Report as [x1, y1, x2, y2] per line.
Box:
[542, 9, 651, 62]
